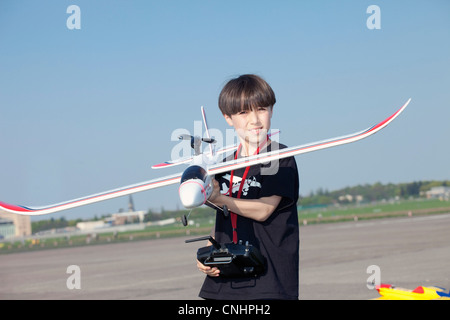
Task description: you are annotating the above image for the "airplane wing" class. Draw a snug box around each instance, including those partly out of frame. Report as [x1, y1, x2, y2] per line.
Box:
[0, 99, 409, 216]
[207, 98, 410, 176]
[0, 172, 182, 216]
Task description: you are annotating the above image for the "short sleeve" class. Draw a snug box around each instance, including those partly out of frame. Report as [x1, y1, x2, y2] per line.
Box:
[259, 156, 299, 211]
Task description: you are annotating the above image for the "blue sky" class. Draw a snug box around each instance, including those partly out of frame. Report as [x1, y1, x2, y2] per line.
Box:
[1, 0, 449, 221]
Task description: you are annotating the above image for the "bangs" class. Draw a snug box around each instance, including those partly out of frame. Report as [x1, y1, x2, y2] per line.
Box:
[219, 74, 276, 116]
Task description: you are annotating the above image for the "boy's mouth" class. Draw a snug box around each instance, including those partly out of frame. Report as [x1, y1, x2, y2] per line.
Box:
[248, 127, 263, 135]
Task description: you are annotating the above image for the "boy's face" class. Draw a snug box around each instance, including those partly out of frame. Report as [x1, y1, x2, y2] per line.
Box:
[224, 106, 273, 151]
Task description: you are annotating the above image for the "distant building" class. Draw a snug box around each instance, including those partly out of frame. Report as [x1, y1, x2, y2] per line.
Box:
[128, 195, 135, 212]
[108, 211, 146, 225]
[338, 194, 363, 203]
[0, 218, 15, 239]
[76, 220, 106, 230]
[71, 195, 147, 231]
[0, 211, 32, 239]
[426, 186, 450, 201]
[104, 195, 145, 226]
[73, 194, 146, 229]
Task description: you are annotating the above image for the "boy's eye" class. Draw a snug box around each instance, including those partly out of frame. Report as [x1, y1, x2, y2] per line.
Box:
[236, 107, 268, 115]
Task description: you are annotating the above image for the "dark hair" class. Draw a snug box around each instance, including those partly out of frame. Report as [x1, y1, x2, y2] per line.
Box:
[218, 74, 276, 116]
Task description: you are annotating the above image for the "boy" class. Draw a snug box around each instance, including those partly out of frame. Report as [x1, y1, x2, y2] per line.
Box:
[197, 74, 299, 300]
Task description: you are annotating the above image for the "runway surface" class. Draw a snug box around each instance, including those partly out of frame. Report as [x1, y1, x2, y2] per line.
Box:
[1, 213, 450, 300]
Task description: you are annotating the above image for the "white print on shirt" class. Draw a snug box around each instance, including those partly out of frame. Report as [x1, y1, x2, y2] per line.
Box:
[220, 174, 262, 197]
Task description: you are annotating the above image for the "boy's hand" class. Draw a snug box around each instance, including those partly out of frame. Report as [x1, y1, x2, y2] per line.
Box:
[197, 259, 220, 277]
[208, 179, 221, 203]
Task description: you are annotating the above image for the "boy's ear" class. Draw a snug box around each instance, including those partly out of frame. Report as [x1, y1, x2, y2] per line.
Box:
[223, 114, 234, 126]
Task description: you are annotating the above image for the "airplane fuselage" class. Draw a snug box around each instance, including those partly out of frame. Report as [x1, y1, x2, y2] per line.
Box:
[178, 164, 213, 209]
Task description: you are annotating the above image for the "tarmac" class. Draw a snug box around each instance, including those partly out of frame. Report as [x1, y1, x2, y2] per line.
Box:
[1, 213, 450, 300]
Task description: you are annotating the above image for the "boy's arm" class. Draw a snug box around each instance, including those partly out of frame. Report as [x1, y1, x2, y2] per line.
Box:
[209, 179, 281, 222]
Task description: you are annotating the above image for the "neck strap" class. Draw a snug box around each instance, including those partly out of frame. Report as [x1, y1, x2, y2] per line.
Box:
[227, 136, 269, 243]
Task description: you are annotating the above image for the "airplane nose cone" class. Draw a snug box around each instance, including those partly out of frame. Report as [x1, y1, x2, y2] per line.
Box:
[179, 179, 207, 209]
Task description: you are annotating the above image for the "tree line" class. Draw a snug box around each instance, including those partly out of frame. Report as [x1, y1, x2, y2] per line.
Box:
[300, 180, 449, 207]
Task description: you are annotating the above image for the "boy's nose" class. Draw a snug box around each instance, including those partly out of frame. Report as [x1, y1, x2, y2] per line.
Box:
[248, 110, 260, 124]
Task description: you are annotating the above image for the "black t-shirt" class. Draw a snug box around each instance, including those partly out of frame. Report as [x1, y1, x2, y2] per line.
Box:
[199, 142, 299, 300]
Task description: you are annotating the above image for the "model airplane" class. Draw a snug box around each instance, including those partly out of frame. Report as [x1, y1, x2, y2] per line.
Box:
[375, 283, 450, 300]
[0, 99, 411, 226]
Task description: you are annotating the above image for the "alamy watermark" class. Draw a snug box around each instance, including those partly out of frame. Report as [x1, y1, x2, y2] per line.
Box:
[65, 5, 381, 31]
[366, 265, 381, 289]
[66, 265, 81, 290]
[366, 5, 381, 30]
[66, 5, 81, 30]
[169, 121, 281, 175]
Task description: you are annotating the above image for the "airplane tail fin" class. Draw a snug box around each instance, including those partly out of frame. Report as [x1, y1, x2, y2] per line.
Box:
[201, 106, 214, 156]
